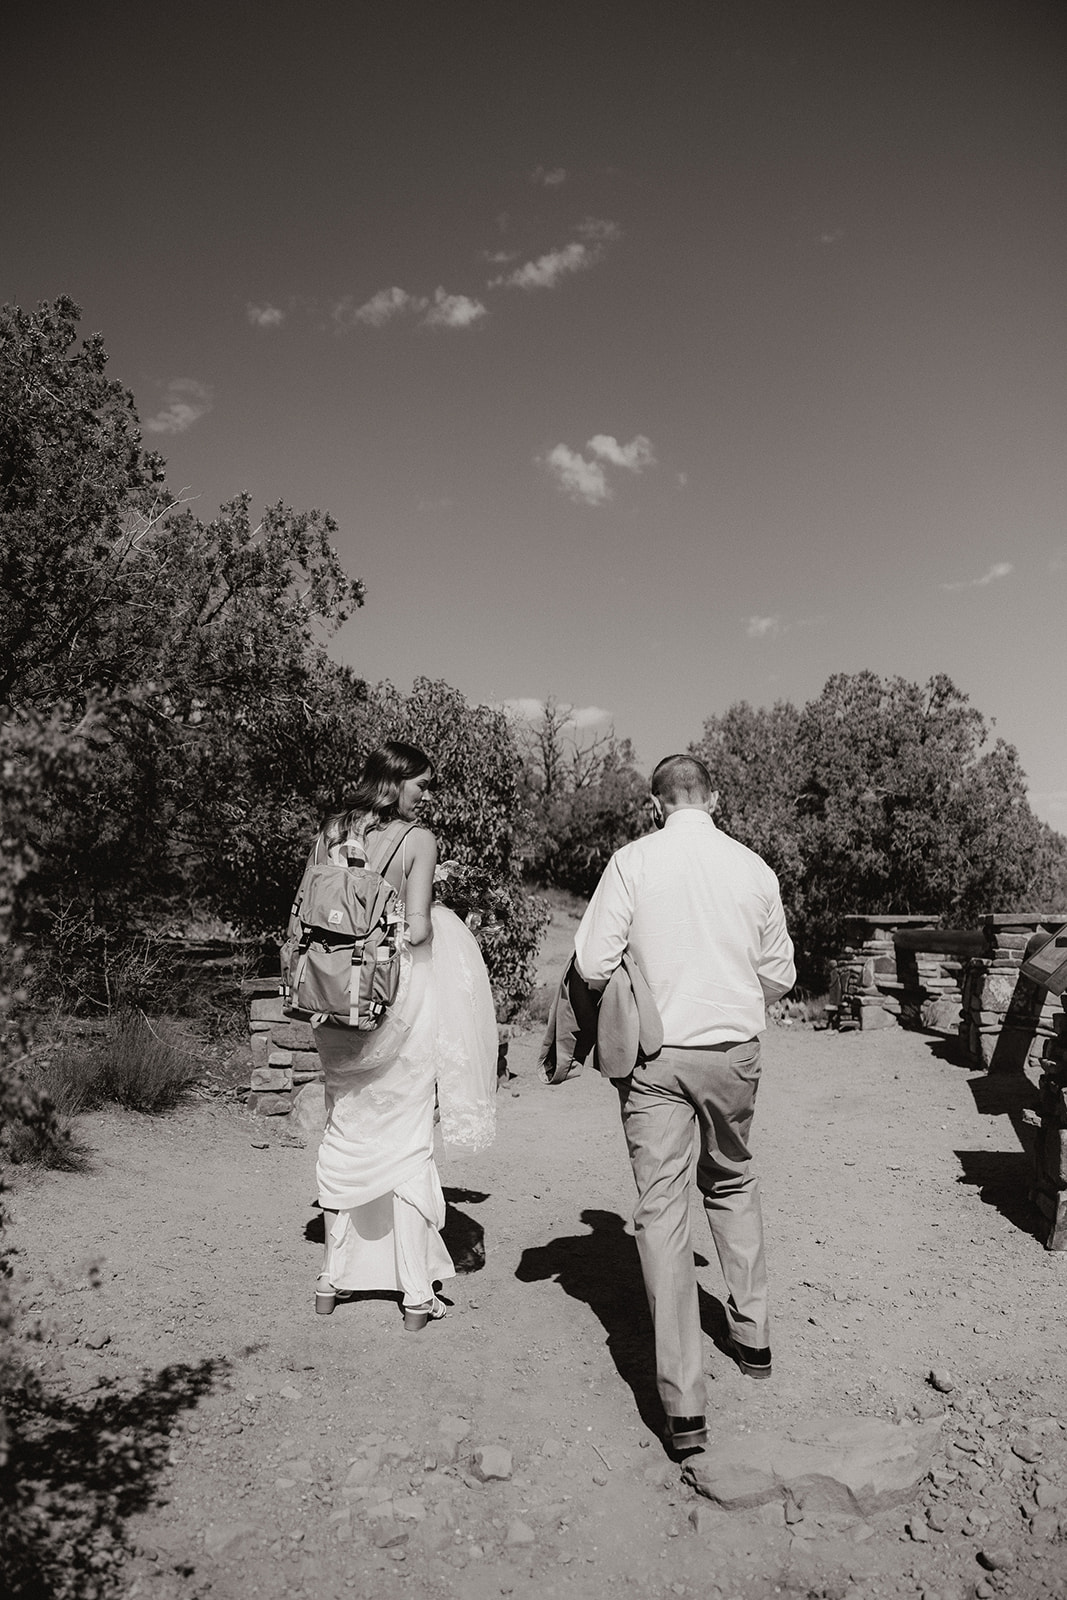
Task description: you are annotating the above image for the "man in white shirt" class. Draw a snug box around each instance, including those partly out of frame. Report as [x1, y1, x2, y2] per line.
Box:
[574, 753, 795, 1454]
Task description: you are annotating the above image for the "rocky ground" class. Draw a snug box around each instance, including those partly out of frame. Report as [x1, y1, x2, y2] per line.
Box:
[6, 912, 1067, 1600]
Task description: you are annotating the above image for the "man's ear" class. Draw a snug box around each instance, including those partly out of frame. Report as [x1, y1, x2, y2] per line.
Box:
[707, 790, 719, 815]
[650, 795, 664, 827]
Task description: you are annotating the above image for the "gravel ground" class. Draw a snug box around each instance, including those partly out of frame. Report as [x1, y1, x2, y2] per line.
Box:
[7, 967, 1067, 1600]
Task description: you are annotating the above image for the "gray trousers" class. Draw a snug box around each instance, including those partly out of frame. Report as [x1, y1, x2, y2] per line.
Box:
[618, 1040, 768, 1419]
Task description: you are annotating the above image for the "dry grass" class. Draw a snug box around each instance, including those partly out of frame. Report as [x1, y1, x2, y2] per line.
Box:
[7, 1013, 197, 1168]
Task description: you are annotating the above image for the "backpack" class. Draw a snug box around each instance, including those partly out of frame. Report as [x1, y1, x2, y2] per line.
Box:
[281, 823, 415, 1029]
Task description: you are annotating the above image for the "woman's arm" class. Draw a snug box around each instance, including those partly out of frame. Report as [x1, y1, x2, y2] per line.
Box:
[402, 827, 438, 946]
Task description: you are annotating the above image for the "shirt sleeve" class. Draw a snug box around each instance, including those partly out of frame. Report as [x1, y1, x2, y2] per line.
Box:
[573, 853, 634, 990]
[757, 878, 796, 1003]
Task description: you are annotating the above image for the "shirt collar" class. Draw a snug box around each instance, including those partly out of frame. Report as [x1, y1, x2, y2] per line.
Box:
[663, 809, 716, 829]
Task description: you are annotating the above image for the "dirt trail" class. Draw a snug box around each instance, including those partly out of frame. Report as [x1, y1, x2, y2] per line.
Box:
[8, 945, 1067, 1600]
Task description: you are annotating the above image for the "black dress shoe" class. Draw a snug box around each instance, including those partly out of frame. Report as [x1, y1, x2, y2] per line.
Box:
[729, 1337, 772, 1378]
[664, 1414, 708, 1451]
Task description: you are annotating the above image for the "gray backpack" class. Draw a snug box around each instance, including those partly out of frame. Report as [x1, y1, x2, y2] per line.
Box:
[281, 824, 415, 1028]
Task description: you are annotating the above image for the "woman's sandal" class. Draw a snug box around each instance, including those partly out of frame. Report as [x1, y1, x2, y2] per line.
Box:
[402, 1295, 448, 1332]
[315, 1275, 337, 1316]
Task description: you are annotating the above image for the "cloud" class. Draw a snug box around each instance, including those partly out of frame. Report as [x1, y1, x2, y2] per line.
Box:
[246, 302, 285, 328]
[490, 217, 620, 291]
[747, 615, 781, 639]
[543, 444, 610, 506]
[941, 561, 1014, 592]
[423, 288, 488, 329]
[333, 285, 486, 331]
[333, 287, 429, 329]
[498, 697, 612, 730]
[542, 432, 656, 505]
[587, 434, 655, 473]
[144, 378, 213, 435]
[531, 165, 567, 186]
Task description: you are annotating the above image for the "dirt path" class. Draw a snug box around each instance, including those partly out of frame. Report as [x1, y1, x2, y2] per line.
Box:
[8, 1002, 1067, 1600]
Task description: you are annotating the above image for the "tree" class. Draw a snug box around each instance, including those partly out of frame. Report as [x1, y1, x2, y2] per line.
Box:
[518, 700, 648, 896]
[692, 673, 1067, 988]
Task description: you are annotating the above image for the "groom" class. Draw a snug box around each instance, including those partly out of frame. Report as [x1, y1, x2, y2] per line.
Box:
[573, 754, 795, 1453]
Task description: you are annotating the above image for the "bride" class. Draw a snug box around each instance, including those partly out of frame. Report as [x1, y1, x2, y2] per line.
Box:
[311, 740, 498, 1330]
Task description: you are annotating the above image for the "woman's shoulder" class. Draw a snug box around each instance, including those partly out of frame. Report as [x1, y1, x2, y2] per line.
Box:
[402, 823, 437, 852]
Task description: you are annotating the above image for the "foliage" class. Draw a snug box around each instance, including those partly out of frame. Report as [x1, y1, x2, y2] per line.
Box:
[518, 698, 648, 897]
[692, 672, 1067, 987]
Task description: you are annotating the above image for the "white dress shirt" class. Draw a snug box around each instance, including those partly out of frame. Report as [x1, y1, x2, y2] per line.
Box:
[573, 809, 796, 1048]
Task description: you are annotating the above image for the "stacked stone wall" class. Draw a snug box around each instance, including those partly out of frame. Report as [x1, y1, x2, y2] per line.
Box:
[960, 917, 1065, 1073]
[242, 976, 324, 1116]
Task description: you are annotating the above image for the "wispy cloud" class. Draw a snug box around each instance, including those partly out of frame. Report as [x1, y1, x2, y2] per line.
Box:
[747, 615, 781, 639]
[335, 287, 428, 329]
[941, 561, 1014, 592]
[531, 165, 567, 187]
[334, 285, 486, 331]
[247, 302, 285, 328]
[542, 433, 655, 506]
[544, 444, 610, 506]
[588, 434, 655, 472]
[144, 379, 213, 436]
[423, 288, 488, 329]
[490, 217, 620, 291]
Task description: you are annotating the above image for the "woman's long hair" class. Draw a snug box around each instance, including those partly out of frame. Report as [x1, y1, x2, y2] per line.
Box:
[322, 740, 434, 848]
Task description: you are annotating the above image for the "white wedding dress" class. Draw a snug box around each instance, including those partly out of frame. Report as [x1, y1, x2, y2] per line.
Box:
[314, 901, 497, 1308]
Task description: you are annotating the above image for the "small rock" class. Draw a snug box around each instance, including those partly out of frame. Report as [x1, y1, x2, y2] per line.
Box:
[470, 1445, 512, 1482]
[1034, 1481, 1064, 1509]
[540, 1438, 565, 1458]
[689, 1504, 723, 1535]
[928, 1369, 955, 1394]
[83, 1329, 111, 1350]
[977, 1547, 1015, 1572]
[1011, 1438, 1042, 1463]
[906, 1516, 929, 1542]
[925, 1507, 948, 1532]
[591, 1472, 607, 1486]
[371, 1525, 408, 1550]
[1029, 1509, 1061, 1540]
[505, 1520, 536, 1546]
[277, 1384, 302, 1402]
[203, 1521, 257, 1558]
[345, 1459, 379, 1487]
[392, 1497, 426, 1523]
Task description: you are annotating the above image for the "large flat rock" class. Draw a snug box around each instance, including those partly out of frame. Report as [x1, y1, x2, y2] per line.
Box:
[684, 1414, 942, 1519]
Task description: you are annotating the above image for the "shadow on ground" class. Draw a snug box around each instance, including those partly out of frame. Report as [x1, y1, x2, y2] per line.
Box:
[516, 1208, 733, 1445]
[0, 1356, 226, 1598]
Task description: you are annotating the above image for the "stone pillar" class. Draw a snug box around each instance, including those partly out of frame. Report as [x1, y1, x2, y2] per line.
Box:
[242, 975, 324, 1115]
[962, 917, 1066, 1073]
[829, 916, 937, 1031]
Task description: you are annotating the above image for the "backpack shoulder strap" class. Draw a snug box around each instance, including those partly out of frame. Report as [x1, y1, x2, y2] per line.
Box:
[366, 822, 416, 879]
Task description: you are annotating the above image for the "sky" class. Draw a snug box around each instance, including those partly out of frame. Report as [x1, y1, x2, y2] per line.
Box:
[4, 1, 1066, 829]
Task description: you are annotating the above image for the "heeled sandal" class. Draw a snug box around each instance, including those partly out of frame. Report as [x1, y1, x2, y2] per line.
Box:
[402, 1295, 448, 1332]
[315, 1274, 337, 1316]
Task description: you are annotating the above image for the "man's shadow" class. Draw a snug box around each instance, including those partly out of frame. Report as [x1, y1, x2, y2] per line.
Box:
[516, 1208, 730, 1445]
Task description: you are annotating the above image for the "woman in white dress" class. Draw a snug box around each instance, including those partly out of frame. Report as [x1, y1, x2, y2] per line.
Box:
[312, 741, 498, 1330]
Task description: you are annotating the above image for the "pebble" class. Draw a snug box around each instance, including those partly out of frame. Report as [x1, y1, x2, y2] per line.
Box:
[906, 1516, 929, 1542]
[1011, 1438, 1042, 1463]
[1034, 1481, 1064, 1509]
[591, 1473, 608, 1486]
[505, 1520, 536, 1546]
[83, 1329, 111, 1350]
[925, 1507, 948, 1533]
[471, 1445, 513, 1482]
[928, 1369, 955, 1393]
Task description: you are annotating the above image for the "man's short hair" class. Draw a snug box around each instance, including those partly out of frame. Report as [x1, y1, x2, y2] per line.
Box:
[650, 753, 714, 803]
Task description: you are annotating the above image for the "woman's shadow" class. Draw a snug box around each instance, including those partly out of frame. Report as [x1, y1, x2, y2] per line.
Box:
[516, 1208, 731, 1442]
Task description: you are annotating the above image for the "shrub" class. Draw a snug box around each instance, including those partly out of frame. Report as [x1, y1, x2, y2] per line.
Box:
[91, 1013, 195, 1114]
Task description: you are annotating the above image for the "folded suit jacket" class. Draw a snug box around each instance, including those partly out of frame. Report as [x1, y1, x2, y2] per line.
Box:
[539, 952, 663, 1084]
